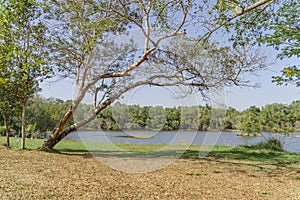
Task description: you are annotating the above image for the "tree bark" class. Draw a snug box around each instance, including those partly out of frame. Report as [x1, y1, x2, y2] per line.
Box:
[21, 102, 26, 149]
[42, 107, 74, 150]
[1, 107, 10, 148]
[42, 99, 113, 150]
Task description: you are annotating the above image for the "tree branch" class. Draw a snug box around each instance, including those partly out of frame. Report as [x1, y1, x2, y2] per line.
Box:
[198, 0, 276, 42]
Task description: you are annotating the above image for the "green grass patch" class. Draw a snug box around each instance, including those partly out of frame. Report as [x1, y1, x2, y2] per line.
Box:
[116, 143, 165, 152]
[110, 134, 154, 139]
[1, 136, 300, 164]
[0, 137, 88, 152]
[54, 139, 88, 152]
[1, 137, 45, 149]
[183, 145, 300, 164]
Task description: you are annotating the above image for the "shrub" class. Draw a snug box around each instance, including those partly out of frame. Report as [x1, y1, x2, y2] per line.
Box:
[244, 137, 284, 151]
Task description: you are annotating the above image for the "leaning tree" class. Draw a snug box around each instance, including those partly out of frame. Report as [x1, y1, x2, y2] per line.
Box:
[42, 0, 277, 150]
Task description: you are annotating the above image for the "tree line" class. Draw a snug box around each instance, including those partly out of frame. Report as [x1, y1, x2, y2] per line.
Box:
[1, 97, 299, 137]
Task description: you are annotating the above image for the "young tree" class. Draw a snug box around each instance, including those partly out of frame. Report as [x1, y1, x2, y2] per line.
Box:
[42, 0, 274, 150]
[0, 0, 52, 149]
[0, 57, 23, 147]
[0, 75, 15, 147]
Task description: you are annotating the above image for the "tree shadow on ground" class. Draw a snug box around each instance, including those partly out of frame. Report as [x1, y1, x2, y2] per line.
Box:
[59, 148, 190, 159]
[182, 147, 300, 174]
[188, 147, 299, 162]
[54, 144, 300, 172]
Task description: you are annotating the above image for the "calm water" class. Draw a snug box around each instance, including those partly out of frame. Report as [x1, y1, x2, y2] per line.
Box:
[65, 131, 300, 153]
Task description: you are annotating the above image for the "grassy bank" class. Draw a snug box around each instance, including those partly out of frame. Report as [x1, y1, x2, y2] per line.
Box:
[1, 136, 300, 165]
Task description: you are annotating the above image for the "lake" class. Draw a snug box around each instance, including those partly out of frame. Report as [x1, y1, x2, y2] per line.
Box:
[65, 131, 300, 153]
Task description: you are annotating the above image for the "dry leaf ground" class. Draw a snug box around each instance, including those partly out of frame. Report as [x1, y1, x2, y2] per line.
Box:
[1, 147, 300, 200]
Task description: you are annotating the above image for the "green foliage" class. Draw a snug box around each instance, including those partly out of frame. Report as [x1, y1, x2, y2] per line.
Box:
[266, 0, 300, 86]
[0, 0, 52, 92]
[93, 101, 300, 133]
[260, 0, 300, 59]
[224, 107, 239, 130]
[2, 97, 299, 133]
[273, 66, 300, 86]
[0, 126, 6, 135]
[228, 0, 300, 86]
[242, 138, 284, 152]
[164, 107, 181, 130]
[26, 97, 74, 132]
[238, 106, 261, 134]
[25, 123, 36, 133]
[209, 0, 299, 86]
[260, 103, 294, 133]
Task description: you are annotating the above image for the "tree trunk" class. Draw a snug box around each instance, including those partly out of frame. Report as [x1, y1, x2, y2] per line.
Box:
[1, 107, 10, 148]
[42, 99, 112, 151]
[42, 107, 74, 150]
[21, 102, 26, 149]
[43, 124, 77, 151]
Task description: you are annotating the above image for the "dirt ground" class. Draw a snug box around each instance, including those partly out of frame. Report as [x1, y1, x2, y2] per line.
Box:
[1, 148, 300, 200]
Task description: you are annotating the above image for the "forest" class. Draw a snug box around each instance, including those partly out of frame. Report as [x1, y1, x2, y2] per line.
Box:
[1, 97, 299, 137]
